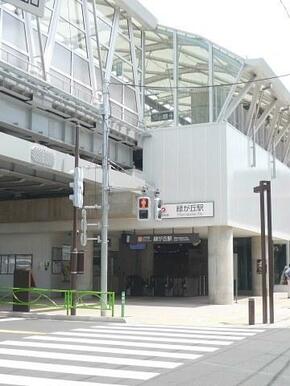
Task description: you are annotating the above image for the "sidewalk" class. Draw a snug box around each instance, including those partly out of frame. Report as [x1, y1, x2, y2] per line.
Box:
[116, 293, 290, 327]
[1, 293, 290, 327]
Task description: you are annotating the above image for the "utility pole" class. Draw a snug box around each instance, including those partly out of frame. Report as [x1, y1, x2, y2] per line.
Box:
[70, 122, 80, 316]
[253, 180, 274, 324]
[100, 80, 110, 316]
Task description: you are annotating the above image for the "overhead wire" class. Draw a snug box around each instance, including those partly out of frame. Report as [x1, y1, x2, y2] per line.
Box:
[279, 0, 290, 18]
[108, 71, 290, 90]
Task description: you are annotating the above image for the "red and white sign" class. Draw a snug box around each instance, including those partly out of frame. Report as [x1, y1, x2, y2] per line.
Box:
[138, 196, 150, 209]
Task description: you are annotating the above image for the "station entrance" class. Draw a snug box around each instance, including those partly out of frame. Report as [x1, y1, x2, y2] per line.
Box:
[117, 233, 209, 297]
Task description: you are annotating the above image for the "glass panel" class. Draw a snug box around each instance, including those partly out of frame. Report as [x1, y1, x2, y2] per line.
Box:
[177, 34, 209, 125]
[51, 43, 72, 75]
[144, 29, 174, 127]
[46, 0, 55, 9]
[213, 47, 243, 120]
[39, 8, 52, 34]
[15, 255, 32, 270]
[115, 33, 131, 62]
[2, 12, 27, 51]
[94, 0, 114, 23]
[73, 82, 92, 103]
[62, 246, 71, 261]
[119, 15, 129, 38]
[60, 0, 84, 29]
[97, 18, 111, 47]
[73, 54, 90, 85]
[69, 25, 87, 56]
[49, 69, 71, 93]
[1, 256, 8, 274]
[2, 44, 29, 71]
[56, 20, 87, 57]
[109, 79, 123, 104]
[8, 256, 15, 274]
[124, 87, 137, 111]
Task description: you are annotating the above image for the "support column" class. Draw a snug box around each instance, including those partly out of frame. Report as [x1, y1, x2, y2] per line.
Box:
[208, 226, 233, 304]
[251, 236, 268, 296]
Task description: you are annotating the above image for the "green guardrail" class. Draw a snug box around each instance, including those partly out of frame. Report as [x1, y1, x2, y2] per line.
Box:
[0, 287, 115, 317]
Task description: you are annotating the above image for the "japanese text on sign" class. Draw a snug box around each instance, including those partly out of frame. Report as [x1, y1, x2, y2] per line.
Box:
[161, 202, 214, 219]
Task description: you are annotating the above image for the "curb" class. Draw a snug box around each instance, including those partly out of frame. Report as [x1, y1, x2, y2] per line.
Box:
[0, 311, 126, 323]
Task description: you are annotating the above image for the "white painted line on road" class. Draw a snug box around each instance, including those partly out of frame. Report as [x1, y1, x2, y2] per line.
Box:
[0, 373, 125, 386]
[0, 329, 45, 335]
[91, 325, 256, 337]
[76, 328, 245, 341]
[53, 331, 232, 346]
[2, 340, 202, 360]
[0, 318, 22, 322]
[0, 359, 158, 380]
[26, 335, 219, 352]
[113, 324, 266, 333]
[0, 347, 182, 369]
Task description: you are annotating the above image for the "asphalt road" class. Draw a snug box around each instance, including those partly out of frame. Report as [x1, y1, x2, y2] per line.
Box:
[0, 316, 288, 385]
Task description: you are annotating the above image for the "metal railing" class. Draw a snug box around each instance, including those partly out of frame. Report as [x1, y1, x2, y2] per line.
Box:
[0, 287, 115, 317]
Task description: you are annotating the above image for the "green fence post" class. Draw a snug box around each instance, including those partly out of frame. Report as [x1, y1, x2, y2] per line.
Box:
[65, 290, 69, 316]
[121, 290, 125, 318]
[111, 292, 115, 317]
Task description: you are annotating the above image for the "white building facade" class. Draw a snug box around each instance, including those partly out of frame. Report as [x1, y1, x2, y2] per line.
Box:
[0, 0, 289, 304]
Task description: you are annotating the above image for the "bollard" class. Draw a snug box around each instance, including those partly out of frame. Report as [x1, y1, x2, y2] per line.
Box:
[121, 290, 126, 318]
[248, 297, 255, 325]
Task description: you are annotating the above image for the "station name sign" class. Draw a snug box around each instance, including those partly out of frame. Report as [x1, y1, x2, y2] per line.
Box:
[125, 233, 200, 244]
[161, 201, 214, 219]
[7, 0, 45, 17]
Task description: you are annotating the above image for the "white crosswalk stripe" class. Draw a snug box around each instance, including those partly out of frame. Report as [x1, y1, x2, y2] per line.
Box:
[0, 323, 265, 385]
[0, 317, 22, 322]
[0, 374, 123, 386]
[74, 327, 246, 340]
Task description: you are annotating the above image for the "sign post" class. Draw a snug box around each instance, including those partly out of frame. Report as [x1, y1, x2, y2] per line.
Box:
[6, 0, 45, 17]
[253, 180, 274, 324]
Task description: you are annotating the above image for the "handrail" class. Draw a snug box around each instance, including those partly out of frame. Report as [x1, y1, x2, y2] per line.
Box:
[0, 287, 115, 317]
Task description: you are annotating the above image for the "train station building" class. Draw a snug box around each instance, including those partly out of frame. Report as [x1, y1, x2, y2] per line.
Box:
[0, 0, 289, 304]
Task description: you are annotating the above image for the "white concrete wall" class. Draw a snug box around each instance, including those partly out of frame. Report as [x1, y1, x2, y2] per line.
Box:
[138, 122, 290, 239]
[0, 233, 53, 289]
[142, 123, 228, 229]
[226, 123, 290, 240]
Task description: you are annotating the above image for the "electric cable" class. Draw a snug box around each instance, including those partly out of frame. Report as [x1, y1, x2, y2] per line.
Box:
[108, 71, 290, 90]
[279, 0, 290, 18]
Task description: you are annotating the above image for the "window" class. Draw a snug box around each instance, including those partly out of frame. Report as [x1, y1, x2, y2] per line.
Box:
[0, 254, 32, 274]
[52, 246, 71, 282]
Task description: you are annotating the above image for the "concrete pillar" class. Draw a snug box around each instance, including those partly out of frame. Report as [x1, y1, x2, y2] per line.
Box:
[251, 236, 268, 296]
[286, 241, 290, 266]
[208, 226, 233, 304]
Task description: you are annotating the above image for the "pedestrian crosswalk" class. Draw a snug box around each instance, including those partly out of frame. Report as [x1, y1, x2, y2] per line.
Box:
[0, 322, 265, 385]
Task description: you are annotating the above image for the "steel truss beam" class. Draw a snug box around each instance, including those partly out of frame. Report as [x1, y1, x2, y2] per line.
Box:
[44, 0, 61, 74]
[216, 64, 246, 122]
[246, 84, 259, 135]
[83, 0, 98, 100]
[128, 18, 142, 123]
[221, 72, 255, 122]
[254, 98, 277, 135]
[267, 107, 281, 150]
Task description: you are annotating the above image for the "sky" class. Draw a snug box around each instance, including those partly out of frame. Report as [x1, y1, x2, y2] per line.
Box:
[140, 0, 290, 90]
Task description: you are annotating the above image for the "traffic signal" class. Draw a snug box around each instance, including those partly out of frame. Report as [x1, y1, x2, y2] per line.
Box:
[69, 167, 84, 208]
[137, 196, 151, 220]
[154, 197, 163, 220]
